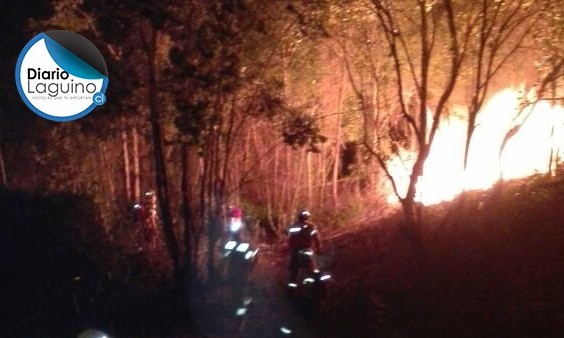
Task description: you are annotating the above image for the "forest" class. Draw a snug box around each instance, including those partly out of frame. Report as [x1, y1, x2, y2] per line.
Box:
[1, 0, 564, 337]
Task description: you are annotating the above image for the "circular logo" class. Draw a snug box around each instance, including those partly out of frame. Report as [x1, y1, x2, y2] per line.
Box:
[15, 30, 109, 122]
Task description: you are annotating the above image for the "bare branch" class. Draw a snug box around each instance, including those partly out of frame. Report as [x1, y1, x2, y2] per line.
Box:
[370, 0, 420, 140]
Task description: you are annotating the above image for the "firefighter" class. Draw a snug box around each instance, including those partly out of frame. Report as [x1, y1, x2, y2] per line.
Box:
[226, 205, 245, 242]
[286, 208, 322, 289]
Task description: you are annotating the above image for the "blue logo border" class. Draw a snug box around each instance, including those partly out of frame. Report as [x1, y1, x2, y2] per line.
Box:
[15, 32, 109, 122]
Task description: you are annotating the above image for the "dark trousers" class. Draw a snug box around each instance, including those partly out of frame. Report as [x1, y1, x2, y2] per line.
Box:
[288, 249, 317, 284]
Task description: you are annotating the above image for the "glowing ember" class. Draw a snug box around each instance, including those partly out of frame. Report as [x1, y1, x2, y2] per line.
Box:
[387, 88, 564, 205]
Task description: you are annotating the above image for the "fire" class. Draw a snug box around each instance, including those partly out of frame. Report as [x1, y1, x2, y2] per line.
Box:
[387, 87, 564, 205]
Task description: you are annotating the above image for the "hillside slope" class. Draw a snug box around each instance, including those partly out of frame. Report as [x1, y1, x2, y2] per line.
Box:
[316, 174, 564, 337]
[190, 174, 564, 338]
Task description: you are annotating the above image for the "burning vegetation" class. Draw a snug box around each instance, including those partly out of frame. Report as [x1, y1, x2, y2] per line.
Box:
[388, 86, 564, 205]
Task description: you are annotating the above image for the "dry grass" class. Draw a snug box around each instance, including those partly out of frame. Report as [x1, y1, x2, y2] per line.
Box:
[316, 174, 564, 337]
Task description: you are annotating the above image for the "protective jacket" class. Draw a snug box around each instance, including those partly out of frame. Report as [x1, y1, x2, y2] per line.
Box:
[288, 221, 321, 253]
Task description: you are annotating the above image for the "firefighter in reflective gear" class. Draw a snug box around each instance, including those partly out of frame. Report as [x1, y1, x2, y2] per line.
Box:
[287, 208, 322, 288]
[226, 205, 245, 242]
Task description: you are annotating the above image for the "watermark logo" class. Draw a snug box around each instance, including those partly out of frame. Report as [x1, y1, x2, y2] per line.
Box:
[15, 30, 109, 122]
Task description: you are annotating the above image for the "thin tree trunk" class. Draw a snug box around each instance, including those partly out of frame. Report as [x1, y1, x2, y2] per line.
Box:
[97, 142, 114, 232]
[332, 63, 345, 207]
[319, 147, 328, 207]
[101, 143, 116, 198]
[143, 26, 181, 287]
[181, 143, 193, 310]
[281, 147, 290, 226]
[281, 44, 291, 227]
[291, 149, 305, 214]
[307, 152, 312, 206]
[272, 144, 279, 230]
[204, 139, 214, 280]
[133, 126, 141, 201]
[332, 128, 341, 207]
[549, 69, 557, 176]
[121, 118, 132, 202]
[206, 120, 224, 280]
[194, 155, 207, 280]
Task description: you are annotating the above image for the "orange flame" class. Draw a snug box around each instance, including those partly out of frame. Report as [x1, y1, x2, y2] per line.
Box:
[387, 88, 564, 205]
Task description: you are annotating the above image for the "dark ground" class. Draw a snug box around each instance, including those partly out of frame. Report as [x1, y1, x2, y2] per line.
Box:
[193, 174, 564, 338]
[3, 173, 564, 337]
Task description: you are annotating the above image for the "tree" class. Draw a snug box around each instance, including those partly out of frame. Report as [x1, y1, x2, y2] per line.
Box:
[461, 0, 552, 177]
[332, 0, 465, 232]
[531, 0, 564, 175]
[35, 0, 331, 301]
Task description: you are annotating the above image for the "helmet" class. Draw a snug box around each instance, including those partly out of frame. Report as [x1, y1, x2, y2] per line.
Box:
[297, 208, 310, 221]
[228, 205, 242, 218]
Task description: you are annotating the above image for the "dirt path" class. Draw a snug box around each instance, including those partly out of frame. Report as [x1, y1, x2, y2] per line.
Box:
[236, 243, 320, 338]
[190, 241, 323, 338]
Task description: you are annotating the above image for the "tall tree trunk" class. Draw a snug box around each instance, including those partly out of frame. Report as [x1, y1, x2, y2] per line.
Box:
[121, 117, 132, 202]
[332, 71, 344, 207]
[181, 142, 193, 310]
[99, 142, 116, 231]
[319, 147, 328, 208]
[133, 126, 141, 201]
[281, 147, 290, 226]
[281, 44, 292, 227]
[307, 152, 312, 206]
[272, 144, 279, 230]
[101, 143, 116, 198]
[194, 155, 207, 280]
[206, 125, 223, 280]
[332, 126, 341, 207]
[143, 25, 181, 289]
[549, 71, 557, 176]
[291, 149, 305, 214]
